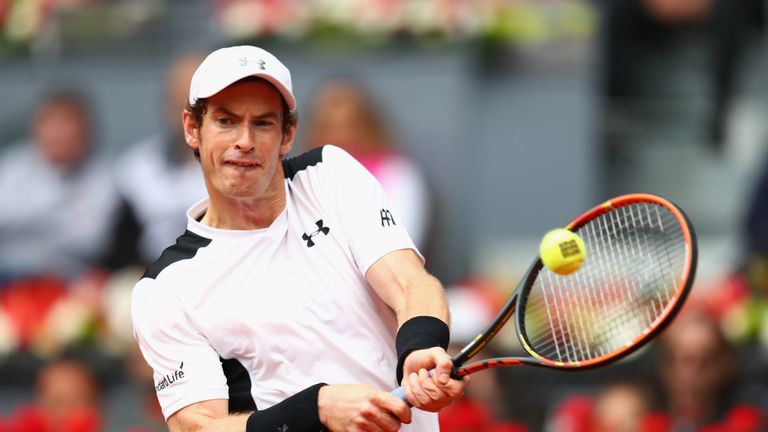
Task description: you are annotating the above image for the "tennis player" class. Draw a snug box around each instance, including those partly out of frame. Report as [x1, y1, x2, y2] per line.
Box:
[131, 45, 467, 432]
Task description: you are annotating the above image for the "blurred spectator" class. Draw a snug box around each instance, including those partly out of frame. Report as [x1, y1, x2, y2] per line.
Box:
[656, 308, 763, 430]
[305, 79, 432, 251]
[592, 380, 654, 432]
[35, 359, 101, 432]
[108, 53, 206, 268]
[0, 87, 118, 281]
[545, 379, 654, 432]
[6, 359, 101, 432]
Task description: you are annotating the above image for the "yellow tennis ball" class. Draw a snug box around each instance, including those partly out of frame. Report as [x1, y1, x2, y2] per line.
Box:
[539, 228, 586, 275]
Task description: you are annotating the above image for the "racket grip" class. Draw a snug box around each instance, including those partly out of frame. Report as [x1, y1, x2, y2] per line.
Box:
[391, 366, 460, 405]
[390, 369, 436, 406]
[391, 386, 411, 406]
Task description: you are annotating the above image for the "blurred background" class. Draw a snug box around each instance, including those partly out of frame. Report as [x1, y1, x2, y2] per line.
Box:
[1, 0, 767, 430]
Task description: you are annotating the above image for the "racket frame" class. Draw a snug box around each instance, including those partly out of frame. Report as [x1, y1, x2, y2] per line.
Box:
[454, 193, 698, 375]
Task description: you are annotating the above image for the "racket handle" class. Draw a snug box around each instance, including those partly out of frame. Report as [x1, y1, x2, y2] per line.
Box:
[391, 366, 460, 405]
[391, 386, 411, 405]
[390, 369, 436, 406]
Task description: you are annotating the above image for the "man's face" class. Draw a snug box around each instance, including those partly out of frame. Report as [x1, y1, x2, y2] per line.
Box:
[184, 80, 295, 202]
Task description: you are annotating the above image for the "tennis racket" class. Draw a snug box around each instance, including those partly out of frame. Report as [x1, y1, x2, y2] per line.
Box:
[393, 193, 697, 400]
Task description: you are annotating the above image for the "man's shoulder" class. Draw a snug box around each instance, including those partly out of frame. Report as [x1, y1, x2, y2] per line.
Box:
[282, 146, 325, 180]
[283, 145, 366, 179]
[142, 229, 213, 280]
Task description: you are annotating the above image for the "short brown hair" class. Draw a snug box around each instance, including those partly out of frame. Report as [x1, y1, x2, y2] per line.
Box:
[184, 76, 298, 134]
[185, 77, 297, 161]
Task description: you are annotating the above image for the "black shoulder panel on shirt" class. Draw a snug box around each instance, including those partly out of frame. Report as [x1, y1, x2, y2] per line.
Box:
[221, 357, 258, 413]
[141, 230, 212, 280]
[282, 146, 324, 180]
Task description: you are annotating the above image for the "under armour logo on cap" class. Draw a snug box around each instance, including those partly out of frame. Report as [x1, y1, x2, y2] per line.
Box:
[238, 56, 266, 70]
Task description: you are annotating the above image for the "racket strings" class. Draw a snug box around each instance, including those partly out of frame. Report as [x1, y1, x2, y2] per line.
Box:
[523, 202, 687, 364]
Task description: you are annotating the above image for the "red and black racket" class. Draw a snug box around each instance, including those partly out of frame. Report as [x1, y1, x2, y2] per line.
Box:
[393, 193, 697, 400]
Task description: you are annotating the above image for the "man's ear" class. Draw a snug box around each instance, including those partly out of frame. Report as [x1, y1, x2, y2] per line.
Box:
[182, 110, 200, 152]
[279, 123, 297, 158]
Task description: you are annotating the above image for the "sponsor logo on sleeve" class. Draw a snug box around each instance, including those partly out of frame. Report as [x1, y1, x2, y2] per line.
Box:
[155, 361, 185, 392]
[380, 209, 396, 227]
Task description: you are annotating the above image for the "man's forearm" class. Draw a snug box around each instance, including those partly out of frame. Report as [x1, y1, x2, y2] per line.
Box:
[167, 384, 325, 432]
[168, 411, 249, 432]
[398, 272, 450, 327]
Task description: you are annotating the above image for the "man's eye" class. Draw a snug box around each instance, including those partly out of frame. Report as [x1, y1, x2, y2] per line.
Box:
[254, 120, 274, 127]
[216, 118, 233, 126]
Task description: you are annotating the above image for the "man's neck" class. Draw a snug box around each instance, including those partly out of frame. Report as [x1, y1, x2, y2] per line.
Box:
[202, 183, 286, 230]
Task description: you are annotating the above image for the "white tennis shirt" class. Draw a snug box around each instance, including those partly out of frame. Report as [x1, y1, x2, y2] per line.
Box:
[131, 145, 438, 431]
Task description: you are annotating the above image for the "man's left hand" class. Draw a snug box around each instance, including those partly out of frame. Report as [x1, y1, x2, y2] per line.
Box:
[400, 347, 469, 412]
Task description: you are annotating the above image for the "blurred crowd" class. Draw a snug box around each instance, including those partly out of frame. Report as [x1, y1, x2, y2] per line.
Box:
[1, 0, 768, 431]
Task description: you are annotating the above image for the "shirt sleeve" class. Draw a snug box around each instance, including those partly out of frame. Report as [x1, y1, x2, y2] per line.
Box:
[322, 145, 424, 275]
[131, 277, 230, 420]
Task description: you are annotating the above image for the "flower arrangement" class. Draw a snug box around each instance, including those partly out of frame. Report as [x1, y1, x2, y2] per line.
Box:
[0, 267, 141, 360]
[216, 0, 596, 45]
[0, 0, 596, 53]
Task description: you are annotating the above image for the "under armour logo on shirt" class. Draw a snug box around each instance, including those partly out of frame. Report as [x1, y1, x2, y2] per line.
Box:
[302, 220, 330, 247]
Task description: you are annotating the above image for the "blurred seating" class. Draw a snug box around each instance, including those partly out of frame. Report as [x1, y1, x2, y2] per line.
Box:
[599, 0, 764, 150]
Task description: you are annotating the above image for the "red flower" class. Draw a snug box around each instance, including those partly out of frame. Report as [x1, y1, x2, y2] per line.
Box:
[0, 276, 66, 348]
[483, 422, 530, 432]
[10, 404, 48, 432]
[439, 399, 493, 432]
[723, 404, 763, 432]
[640, 412, 671, 432]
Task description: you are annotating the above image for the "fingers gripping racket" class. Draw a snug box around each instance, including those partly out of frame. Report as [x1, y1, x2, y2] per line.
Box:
[393, 193, 697, 401]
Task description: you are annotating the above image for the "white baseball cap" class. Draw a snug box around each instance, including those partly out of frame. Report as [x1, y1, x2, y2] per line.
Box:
[188, 45, 296, 112]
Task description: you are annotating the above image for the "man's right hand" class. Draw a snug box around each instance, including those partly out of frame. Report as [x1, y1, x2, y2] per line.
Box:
[318, 384, 412, 432]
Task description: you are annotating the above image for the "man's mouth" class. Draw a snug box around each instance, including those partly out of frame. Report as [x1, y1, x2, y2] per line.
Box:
[225, 159, 259, 167]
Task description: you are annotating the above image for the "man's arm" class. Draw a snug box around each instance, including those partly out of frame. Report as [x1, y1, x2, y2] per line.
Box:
[366, 249, 449, 326]
[167, 399, 245, 432]
[166, 385, 411, 432]
[366, 249, 468, 412]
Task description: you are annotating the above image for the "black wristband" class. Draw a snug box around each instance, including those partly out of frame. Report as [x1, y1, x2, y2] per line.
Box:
[395, 316, 450, 383]
[245, 383, 327, 432]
